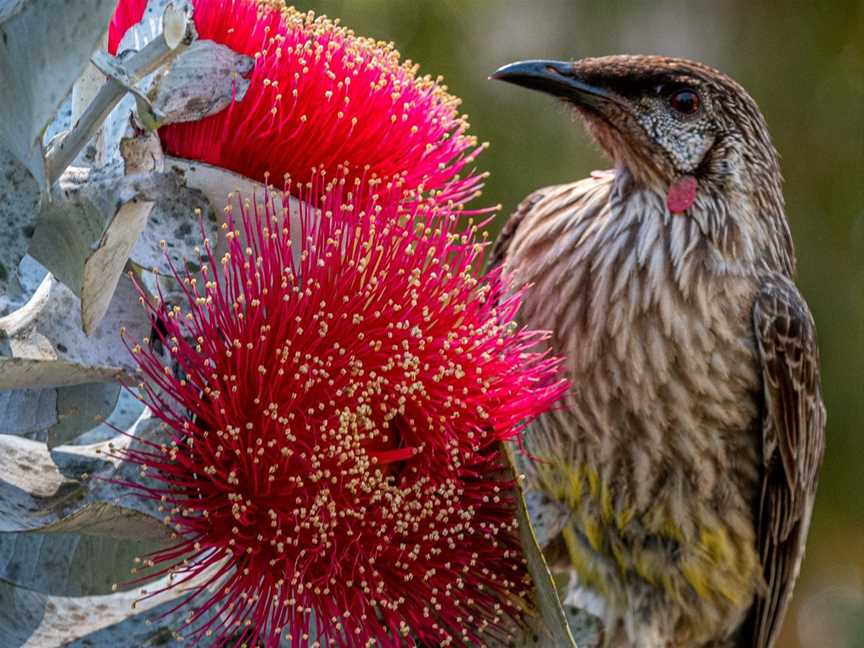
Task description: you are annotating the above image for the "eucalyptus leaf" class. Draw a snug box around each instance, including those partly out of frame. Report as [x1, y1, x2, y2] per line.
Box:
[81, 199, 154, 334]
[0, 431, 168, 594]
[30, 166, 156, 297]
[0, 255, 48, 318]
[66, 60, 115, 169]
[43, 95, 73, 149]
[166, 156, 286, 217]
[0, 0, 117, 187]
[31, 166, 216, 298]
[148, 39, 253, 125]
[86, 0, 175, 172]
[0, 564, 240, 648]
[25, 501, 167, 541]
[0, 389, 57, 436]
[51, 408, 170, 523]
[116, 0, 184, 55]
[43, 3, 195, 184]
[0, 1, 25, 23]
[0, 433, 167, 538]
[29, 167, 112, 295]
[47, 382, 121, 449]
[0, 148, 41, 304]
[89, 50, 161, 130]
[0, 574, 195, 647]
[76, 389, 145, 445]
[128, 171, 217, 275]
[0, 381, 127, 445]
[0, 434, 78, 532]
[0, 273, 150, 390]
[0, 531, 160, 596]
[162, 157, 297, 269]
[502, 443, 579, 648]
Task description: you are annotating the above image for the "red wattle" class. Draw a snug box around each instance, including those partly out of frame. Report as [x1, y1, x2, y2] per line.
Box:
[667, 175, 698, 213]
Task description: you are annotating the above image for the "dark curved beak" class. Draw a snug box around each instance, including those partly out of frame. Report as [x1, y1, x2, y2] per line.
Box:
[491, 59, 618, 110]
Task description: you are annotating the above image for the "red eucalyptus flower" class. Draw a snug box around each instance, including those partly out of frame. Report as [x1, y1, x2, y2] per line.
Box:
[122, 178, 565, 647]
[109, 0, 487, 208]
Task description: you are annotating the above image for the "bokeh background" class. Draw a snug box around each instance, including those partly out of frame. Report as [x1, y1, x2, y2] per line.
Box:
[290, 1, 864, 646]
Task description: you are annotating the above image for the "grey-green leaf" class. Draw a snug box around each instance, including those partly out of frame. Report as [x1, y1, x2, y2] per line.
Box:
[0, 531, 160, 596]
[0, 2, 26, 23]
[0, 382, 126, 444]
[26, 501, 167, 541]
[502, 443, 578, 648]
[30, 166, 216, 299]
[0, 433, 167, 539]
[0, 388, 57, 436]
[0, 433, 81, 532]
[166, 156, 286, 217]
[50, 409, 169, 523]
[160, 157, 292, 269]
[0, 565, 240, 648]
[149, 39, 253, 125]
[0, 430, 170, 596]
[76, 388, 145, 445]
[0, 574, 194, 647]
[81, 199, 154, 334]
[30, 167, 158, 299]
[47, 382, 121, 449]
[0, 273, 150, 390]
[0, 255, 48, 318]
[128, 174, 216, 275]
[0, 0, 118, 186]
[0, 148, 41, 306]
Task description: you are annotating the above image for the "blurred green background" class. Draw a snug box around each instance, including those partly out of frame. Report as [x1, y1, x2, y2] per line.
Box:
[291, 1, 864, 645]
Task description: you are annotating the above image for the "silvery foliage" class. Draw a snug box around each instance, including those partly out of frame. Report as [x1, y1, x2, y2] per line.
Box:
[0, 1, 260, 643]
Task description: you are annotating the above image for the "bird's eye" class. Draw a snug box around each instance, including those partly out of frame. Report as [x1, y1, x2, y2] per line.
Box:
[669, 88, 700, 115]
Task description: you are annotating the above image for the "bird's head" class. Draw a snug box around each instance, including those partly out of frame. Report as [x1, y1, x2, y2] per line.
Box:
[492, 55, 785, 225]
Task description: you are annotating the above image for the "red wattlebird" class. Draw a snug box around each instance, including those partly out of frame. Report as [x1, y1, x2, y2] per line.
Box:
[491, 55, 825, 648]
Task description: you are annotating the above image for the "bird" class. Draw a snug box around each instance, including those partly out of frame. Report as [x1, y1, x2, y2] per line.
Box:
[489, 55, 826, 648]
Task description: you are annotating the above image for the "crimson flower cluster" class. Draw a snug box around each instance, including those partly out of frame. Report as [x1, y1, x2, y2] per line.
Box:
[109, 0, 566, 645]
[109, 0, 487, 208]
[125, 180, 564, 646]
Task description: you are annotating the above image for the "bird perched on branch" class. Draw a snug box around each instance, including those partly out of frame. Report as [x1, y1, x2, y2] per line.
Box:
[490, 55, 825, 648]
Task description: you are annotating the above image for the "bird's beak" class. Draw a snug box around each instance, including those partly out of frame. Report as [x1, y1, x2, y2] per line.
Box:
[491, 59, 618, 111]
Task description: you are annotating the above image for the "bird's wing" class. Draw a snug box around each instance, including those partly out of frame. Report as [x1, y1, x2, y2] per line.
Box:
[750, 275, 826, 648]
[487, 187, 549, 272]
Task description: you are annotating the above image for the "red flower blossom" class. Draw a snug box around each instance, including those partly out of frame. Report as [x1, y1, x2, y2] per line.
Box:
[108, 0, 487, 209]
[121, 176, 565, 647]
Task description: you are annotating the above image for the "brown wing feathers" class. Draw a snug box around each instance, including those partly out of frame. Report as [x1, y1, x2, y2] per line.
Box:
[750, 277, 826, 648]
